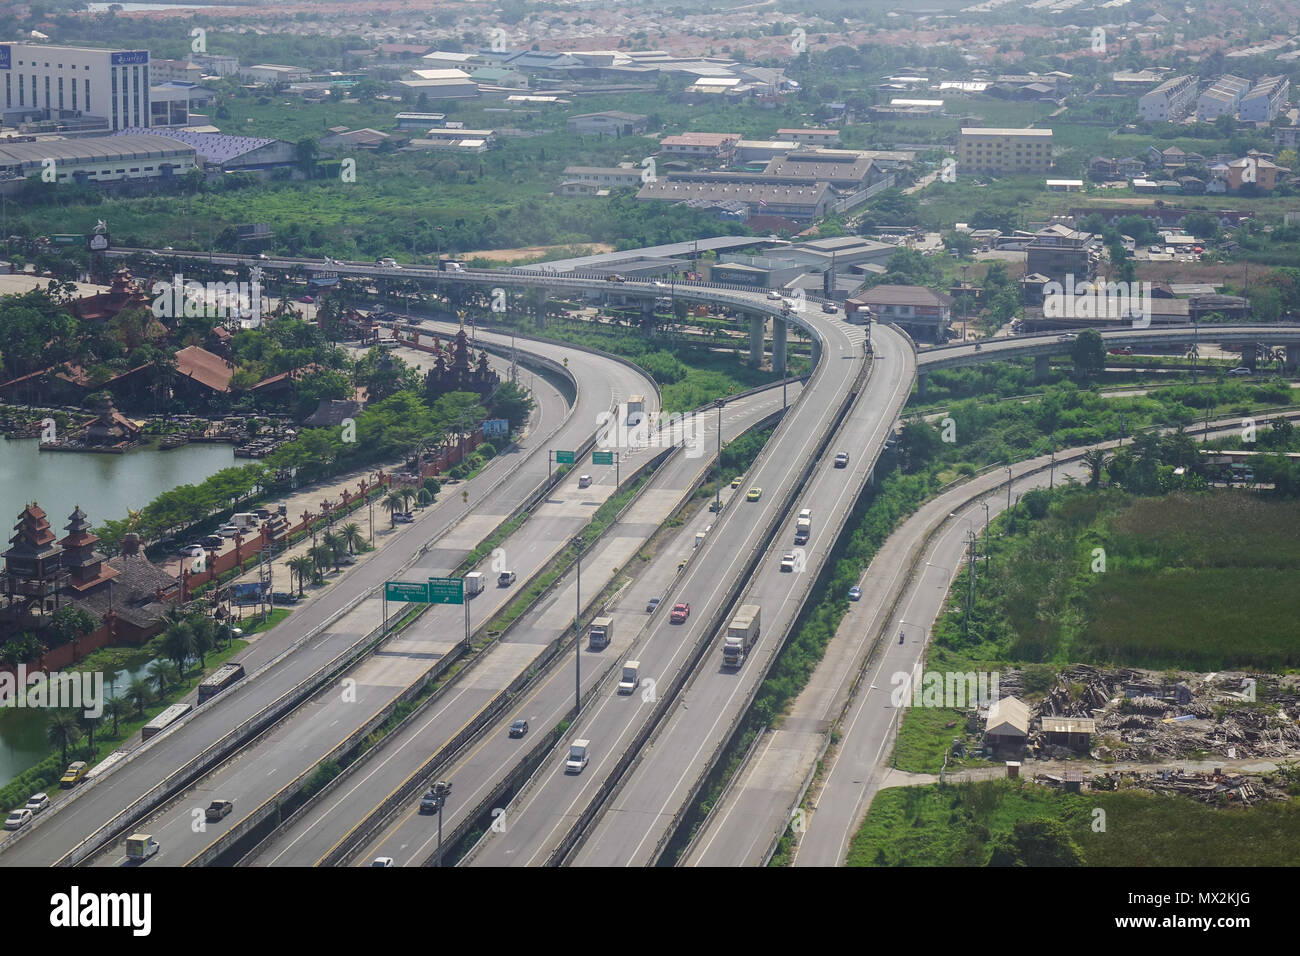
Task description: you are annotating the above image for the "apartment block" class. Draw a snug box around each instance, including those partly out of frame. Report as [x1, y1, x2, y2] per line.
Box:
[1138, 74, 1198, 122]
[1196, 74, 1250, 122]
[1239, 75, 1289, 123]
[957, 127, 1053, 175]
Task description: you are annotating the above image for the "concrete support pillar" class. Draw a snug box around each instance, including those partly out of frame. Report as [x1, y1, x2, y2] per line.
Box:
[1034, 354, 1051, 382]
[640, 299, 654, 333]
[773, 317, 788, 377]
[749, 314, 765, 368]
[1242, 342, 1257, 370]
[1286, 345, 1299, 372]
[917, 372, 928, 398]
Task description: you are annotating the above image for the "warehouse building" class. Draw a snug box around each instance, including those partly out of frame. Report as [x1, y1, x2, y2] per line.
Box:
[636, 180, 832, 220]
[114, 127, 294, 174]
[0, 133, 195, 184]
[0, 42, 152, 131]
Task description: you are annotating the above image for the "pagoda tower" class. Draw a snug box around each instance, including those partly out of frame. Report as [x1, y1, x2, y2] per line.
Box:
[59, 506, 119, 594]
[2, 502, 67, 615]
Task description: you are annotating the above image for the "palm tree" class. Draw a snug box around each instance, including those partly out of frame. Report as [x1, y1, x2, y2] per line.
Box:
[46, 710, 83, 766]
[191, 615, 217, 668]
[382, 489, 405, 527]
[1081, 448, 1112, 489]
[287, 555, 315, 597]
[126, 677, 154, 717]
[398, 486, 416, 513]
[308, 544, 334, 582]
[160, 620, 195, 683]
[340, 521, 365, 555]
[417, 487, 432, 509]
[77, 709, 101, 755]
[105, 697, 128, 738]
[148, 660, 171, 698]
[324, 531, 346, 572]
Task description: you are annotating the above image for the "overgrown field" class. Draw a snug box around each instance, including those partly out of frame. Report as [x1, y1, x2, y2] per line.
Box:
[849, 778, 1300, 866]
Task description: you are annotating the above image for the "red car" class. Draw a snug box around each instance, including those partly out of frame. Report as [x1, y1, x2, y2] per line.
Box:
[1108, 346, 1133, 355]
[670, 602, 690, 624]
[298, 294, 315, 304]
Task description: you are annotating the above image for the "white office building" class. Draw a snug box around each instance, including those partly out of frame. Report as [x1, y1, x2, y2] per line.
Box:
[1138, 74, 1198, 122]
[0, 43, 151, 130]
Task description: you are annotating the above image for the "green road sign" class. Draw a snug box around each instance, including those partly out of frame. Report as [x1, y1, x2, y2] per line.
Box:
[555, 450, 575, 465]
[428, 576, 465, 605]
[592, 451, 614, 465]
[50, 234, 82, 246]
[385, 580, 429, 603]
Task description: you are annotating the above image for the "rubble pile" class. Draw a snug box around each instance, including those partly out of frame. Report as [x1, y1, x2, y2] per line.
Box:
[1035, 767, 1292, 805]
[1012, 666, 1300, 763]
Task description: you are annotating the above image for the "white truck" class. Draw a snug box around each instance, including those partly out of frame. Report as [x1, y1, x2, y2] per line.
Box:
[125, 833, 160, 863]
[794, 508, 812, 545]
[464, 571, 485, 596]
[618, 661, 640, 694]
[626, 394, 645, 426]
[722, 604, 761, 668]
[588, 615, 613, 650]
[230, 512, 260, 532]
[565, 739, 590, 774]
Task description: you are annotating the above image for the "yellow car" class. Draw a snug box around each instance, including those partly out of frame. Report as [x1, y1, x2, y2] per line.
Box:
[730, 476, 743, 489]
[746, 487, 762, 502]
[59, 761, 88, 788]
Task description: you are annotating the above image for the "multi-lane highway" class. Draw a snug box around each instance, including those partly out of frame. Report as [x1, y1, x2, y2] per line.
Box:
[247, 382, 802, 867]
[569, 322, 913, 866]
[463, 313, 903, 866]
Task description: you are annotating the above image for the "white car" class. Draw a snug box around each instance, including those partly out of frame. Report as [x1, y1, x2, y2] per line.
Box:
[371, 857, 394, 867]
[4, 808, 32, 831]
[780, 553, 795, 572]
[766, 290, 783, 300]
[1227, 367, 1253, 376]
[25, 793, 50, 814]
[578, 474, 592, 489]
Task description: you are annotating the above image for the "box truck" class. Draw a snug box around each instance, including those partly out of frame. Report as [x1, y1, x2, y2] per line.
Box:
[565, 739, 590, 774]
[618, 661, 640, 694]
[588, 615, 613, 650]
[722, 604, 761, 668]
[794, 508, 812, 545]
[464, 571, 485, 596]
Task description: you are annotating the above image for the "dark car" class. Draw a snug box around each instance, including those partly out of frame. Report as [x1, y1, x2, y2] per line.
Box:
[646, 596, 662, 613]
[271, 591, 299, 605]
[509, 719, 529, 738]
[834, 452, 850, 468]
[205, 799, 234, 822]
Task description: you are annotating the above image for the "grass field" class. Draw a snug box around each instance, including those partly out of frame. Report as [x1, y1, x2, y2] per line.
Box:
[848, 778, 1300, 866]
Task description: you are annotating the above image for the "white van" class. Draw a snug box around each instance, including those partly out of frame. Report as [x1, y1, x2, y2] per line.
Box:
[566, 739, 590, 774]
[230, 513, 259, 531]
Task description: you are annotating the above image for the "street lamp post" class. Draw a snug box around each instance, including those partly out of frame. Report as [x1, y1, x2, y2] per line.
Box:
[574, 534, 584, 713]
[430, 779, 452, 867]
[1005, 466, 1013, 512]
[714, 399, 725, 515]
[981, 500, 991, 572]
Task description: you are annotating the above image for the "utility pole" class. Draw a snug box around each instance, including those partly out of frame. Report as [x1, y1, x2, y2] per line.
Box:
[981, 500, 991, 573]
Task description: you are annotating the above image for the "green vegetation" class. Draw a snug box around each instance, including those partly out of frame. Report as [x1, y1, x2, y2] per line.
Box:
[849, 779, 1300, 866]
[1, 620, 248, 806]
